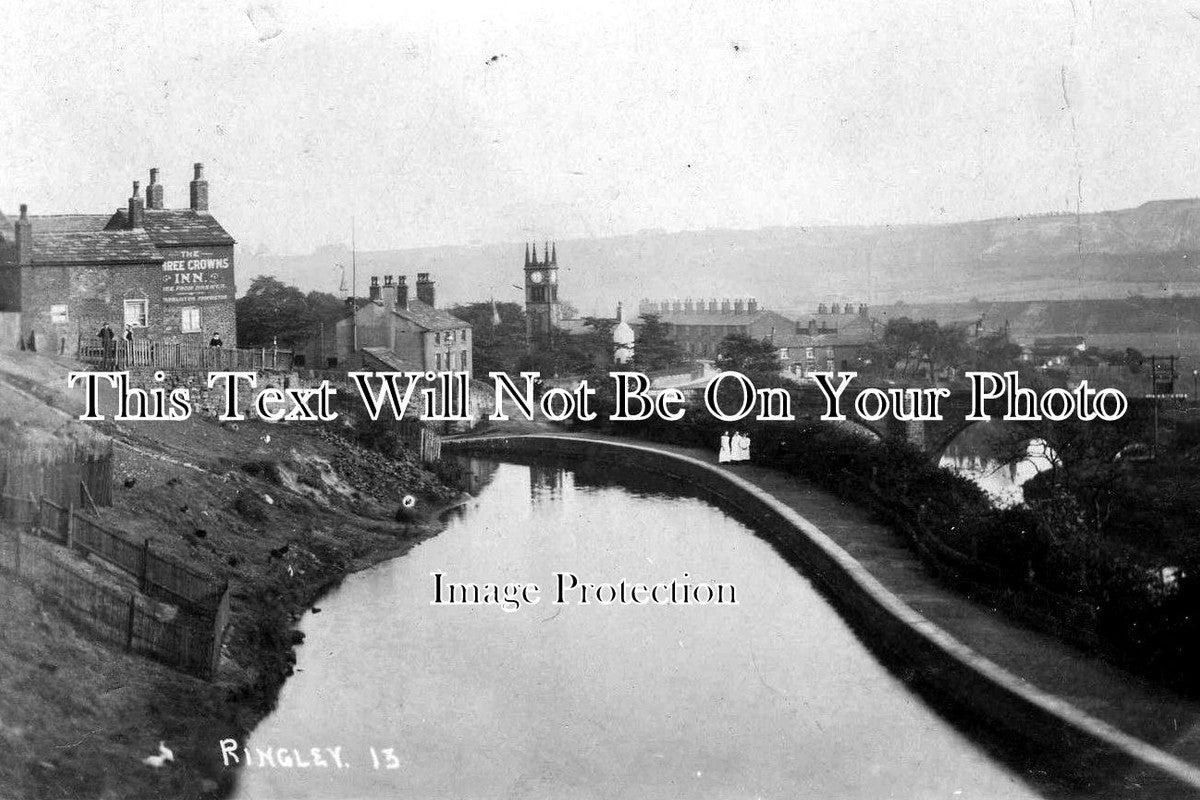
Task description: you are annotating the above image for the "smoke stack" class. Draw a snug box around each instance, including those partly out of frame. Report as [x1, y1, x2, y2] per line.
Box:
[147, 168, 164, 210]
[368, 276, 381, 302]
[15, 204, 31, 265]
[416, 272, 435, 306]
[128, 181, 145, 229]
[189, 162, 209, 212]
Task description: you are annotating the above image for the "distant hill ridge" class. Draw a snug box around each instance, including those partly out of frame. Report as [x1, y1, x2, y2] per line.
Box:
[244, 197, 1200, 316]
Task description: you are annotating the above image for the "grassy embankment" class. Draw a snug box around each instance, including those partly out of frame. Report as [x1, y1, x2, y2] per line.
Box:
[0, 351, 463, 800]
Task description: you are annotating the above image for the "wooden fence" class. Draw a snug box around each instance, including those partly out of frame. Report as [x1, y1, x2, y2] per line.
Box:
[0, 441, 113, 508]
[0, 494, 230, 680]
[395, 420, 442, 462]
[77, 336, 294, 373]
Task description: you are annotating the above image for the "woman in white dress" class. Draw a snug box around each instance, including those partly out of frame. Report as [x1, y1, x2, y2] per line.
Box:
[731, 431, 746, 462]
[718, 431, 732, 463]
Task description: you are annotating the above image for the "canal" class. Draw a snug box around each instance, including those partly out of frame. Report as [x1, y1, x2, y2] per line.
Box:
[235, 458, 1043, 799]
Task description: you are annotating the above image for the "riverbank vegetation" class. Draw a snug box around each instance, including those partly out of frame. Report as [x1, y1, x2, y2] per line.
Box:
[0, 351, 463, 799]
[572, 367, 1200, 694]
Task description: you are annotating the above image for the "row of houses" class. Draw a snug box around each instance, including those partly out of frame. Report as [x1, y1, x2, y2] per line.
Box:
[636, 297, 877, 376]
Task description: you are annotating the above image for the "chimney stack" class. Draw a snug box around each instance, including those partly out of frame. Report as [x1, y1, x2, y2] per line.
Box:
[128, 181, 145, 229]
[189, 162, 209, 212]
[721, 299, 731, 315]
[818, 303, 828, 315]
[368, 276, 381, 302]
[416, 272, 435, 306]
[808, 318, 817, 335]
[859, 303, 869, 317]
[747, 298, 759, 314]
[398, 275, 409, 309]
[147, 168, 164, 210]
[733, 299, 745, 315]
[684, 298, 694, 312]
[708, 298, 718, 313]
[15, 204, 31, 265]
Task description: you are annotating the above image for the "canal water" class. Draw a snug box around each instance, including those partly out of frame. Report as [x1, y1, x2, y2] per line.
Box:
[235, 459, 1042, 800]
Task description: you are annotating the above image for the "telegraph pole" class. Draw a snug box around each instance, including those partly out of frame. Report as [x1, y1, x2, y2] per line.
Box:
[351, 217, 358, 355]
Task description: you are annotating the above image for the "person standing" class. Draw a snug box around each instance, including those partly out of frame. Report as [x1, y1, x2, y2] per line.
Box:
[209, 331, 223, 348]
[97, 322, 115, 367]
[718, 431, 732, 464]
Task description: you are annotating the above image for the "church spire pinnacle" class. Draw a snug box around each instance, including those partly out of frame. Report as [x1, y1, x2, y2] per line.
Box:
[551, 242, 557, 264]
[525, 242, 530, 267]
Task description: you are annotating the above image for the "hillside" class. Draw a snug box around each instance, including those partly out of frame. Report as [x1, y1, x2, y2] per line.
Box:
[243, 199, 1200, 317]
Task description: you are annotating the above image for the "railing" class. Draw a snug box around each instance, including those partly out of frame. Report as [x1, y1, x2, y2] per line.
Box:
[67, 511, 227, 615]
[77, 336, 294, 373]
[0, 513, 229, 680]
[1, 443, 113, 509]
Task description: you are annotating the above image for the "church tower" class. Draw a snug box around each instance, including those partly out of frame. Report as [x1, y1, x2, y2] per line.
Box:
[524, 240, 561, 352]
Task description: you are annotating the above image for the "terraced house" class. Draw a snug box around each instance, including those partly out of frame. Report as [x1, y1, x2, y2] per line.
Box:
[0, 164, 236, 353]
[297, 272, 473, 377]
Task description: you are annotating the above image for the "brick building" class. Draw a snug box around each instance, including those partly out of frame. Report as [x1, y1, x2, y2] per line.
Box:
[298, 273, 473, 376]
[779, 303, 878, 377]
[636, 297, 796, 358]
[0, 164, 235, 353]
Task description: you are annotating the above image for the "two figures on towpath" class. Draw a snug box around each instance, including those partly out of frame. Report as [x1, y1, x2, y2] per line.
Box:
[718, 431, 751, 464]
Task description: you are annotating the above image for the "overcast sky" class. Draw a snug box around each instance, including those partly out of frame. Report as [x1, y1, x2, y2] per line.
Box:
[3, 0, 1199, 255]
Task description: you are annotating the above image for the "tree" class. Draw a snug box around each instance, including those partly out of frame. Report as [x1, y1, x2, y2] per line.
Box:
[714, 334, 780, 376]
[631, 314, 688, 372]
[969, 330, 1023, 373]
[236, 275, 350, 348]
[448, 301, 527, 376]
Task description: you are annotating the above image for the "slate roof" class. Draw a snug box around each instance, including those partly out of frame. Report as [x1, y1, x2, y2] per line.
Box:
[106, 208, 235, 247]
[29, 214, 113, 234]
[31, 230, 163, 266]
[361, 347, 413, 371]
[391, 299, 470, 332]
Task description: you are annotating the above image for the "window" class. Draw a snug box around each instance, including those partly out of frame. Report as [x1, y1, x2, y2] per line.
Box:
[124, 299, 148, 328]
[50, 304, 68, 324]
[461, 349, 468, 370]
[326, 357, 338, 368]
[434, 332, 441, 345]
[181, 307, 201, 333]
[446, 330, 455, 343]
[436, 353, 443, 370]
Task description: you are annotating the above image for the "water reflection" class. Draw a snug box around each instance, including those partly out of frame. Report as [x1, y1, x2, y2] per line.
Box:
[939, 423, 1056, 507]
[235, 459, 1042, 800]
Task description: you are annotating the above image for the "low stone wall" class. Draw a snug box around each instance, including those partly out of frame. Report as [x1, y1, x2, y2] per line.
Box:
[447, 433, 1200, 795]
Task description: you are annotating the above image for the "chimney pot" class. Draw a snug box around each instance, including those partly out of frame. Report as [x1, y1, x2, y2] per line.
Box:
[15, 204, 31, 265]
[147, 168, 164, 209]
[416, 273, 435, 306]
[128, 182, 145, 229]
[189, 162, 209, 211]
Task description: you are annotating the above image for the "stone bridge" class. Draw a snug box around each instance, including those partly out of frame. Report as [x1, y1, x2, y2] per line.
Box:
[783, 381, 1157, 458]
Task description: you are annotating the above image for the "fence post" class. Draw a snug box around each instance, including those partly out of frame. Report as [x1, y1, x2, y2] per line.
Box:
[66, 503, 75, 550]
[139, 540, 150, 593]
[125, 595, 136, 652]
